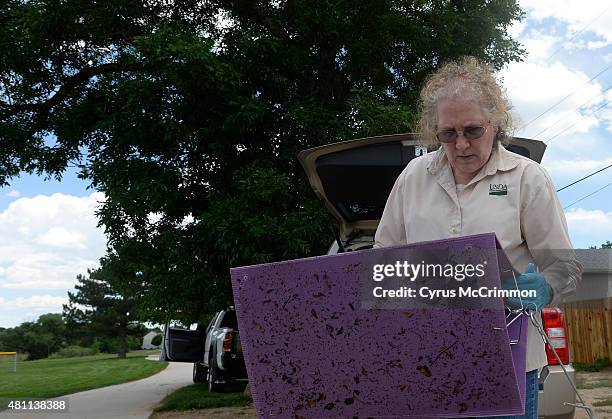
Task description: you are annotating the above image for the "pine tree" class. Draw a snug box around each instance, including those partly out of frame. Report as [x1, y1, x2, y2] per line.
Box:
[64, 256, 143, 358]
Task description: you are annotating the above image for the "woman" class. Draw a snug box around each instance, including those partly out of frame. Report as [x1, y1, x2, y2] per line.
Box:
[374, 57, 582, 418]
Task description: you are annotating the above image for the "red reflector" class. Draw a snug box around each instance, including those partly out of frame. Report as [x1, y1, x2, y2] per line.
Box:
[541, 308, 569, 365]
[222, 332, 234, 352]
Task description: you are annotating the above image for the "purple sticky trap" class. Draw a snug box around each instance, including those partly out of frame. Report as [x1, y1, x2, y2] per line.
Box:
[231, 233, 527, 418]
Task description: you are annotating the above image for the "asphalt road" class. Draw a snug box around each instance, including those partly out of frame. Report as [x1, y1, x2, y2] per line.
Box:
[1, 358, 193, 419]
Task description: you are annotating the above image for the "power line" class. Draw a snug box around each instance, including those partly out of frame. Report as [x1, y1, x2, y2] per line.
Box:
[518, 6, 611, 141]
[532, 87, 611, 139]
[544, 6, 611, 63]
[544, 100, 609, 144]
[563, 182, 612, 209]
[556, 163, 612, 192]
[521, 61, 612, 131]
[523, 6, 612, 210]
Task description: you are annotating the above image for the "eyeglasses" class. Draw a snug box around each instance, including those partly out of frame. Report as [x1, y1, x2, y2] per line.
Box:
[436, 124, 488, 143]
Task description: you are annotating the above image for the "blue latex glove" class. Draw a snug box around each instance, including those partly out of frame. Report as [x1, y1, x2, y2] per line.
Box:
[502, 263, 552, 311]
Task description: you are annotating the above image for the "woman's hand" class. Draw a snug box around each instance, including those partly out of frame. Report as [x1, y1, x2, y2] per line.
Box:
[502, 263, 553, 311]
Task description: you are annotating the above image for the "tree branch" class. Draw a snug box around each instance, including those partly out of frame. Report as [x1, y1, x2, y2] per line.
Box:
[0, 61, 143, 118]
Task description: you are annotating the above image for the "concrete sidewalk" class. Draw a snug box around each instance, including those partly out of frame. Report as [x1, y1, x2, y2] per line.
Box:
[1, 360, 193, 419]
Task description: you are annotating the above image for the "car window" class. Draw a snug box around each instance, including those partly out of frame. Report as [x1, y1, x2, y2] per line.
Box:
[219, 311, 238, 329]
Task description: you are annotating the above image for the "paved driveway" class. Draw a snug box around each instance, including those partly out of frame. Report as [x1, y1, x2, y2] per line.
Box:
[1, 359, 193, 419]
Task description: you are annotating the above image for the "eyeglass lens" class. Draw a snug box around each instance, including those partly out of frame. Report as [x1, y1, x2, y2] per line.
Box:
[437, 126, 486, 143]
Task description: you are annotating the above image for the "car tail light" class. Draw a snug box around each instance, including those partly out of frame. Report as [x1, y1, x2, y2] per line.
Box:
[222, 332, 234, 352]
[541, 308, 569, 365]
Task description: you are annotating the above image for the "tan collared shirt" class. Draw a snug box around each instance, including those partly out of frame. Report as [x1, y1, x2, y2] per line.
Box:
[374, 144, 583, 371]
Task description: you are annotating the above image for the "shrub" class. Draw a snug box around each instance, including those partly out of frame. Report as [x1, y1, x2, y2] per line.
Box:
[127, 335, 142, 351]
[151, 334, 162, 346]
[90, 336, 142, 354]
[49, 346, 96, 359]
[574, 357, 612, 372]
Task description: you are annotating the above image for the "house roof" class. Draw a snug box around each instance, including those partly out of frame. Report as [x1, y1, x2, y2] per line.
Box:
[576, 249, 612, 273]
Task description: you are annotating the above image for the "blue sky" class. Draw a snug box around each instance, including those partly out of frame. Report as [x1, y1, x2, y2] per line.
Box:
[2, 0, 612, 328]
[500, 0, 612, 250]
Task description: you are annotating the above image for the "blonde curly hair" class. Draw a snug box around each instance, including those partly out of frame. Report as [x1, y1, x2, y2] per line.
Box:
[416, 56, 516, 147]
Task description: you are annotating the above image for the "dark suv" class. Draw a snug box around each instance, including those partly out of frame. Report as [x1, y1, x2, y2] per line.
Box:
[163, 308, 247, 392]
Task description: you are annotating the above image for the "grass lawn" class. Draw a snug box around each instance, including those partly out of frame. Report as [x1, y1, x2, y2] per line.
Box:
[0, 350, 167, 399]
[154, 379, 250, 412]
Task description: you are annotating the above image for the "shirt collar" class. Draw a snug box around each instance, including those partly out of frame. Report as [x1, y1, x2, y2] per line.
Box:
[426, 143, 520, 182]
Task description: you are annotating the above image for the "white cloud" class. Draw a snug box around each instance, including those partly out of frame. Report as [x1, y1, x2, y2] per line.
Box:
[544, 158, 612, 179]
[147, 212, 163, 225]
[587, 40, 609, 50]
[35, 227, 87, 249]
[565, 208, 612, 248]
[0, 296, 68, 328]
[148, 212, 195, 227]
[509, 18, 527, 39]
[521, 30, 558, 63]
[0, 193, 107, 290]
[181, 214, 195, 226]
[0, 295, 67, 310]
[519, 0, 612, 48]
[599, 106, 612, 133]
[1, 255, 98, 289]
[500, 61, 603, 139]
[6, 190, 20, 198]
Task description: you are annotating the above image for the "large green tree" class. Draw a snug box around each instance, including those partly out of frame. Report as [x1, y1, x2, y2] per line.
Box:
[0, 0, 525, 323]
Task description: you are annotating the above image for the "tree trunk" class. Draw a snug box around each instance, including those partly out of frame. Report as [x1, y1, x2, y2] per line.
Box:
[117, 328, 127, 359]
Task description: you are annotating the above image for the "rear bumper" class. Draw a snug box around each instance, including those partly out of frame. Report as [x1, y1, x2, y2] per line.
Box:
[220, 352, 248, 378]
[538, 365, 575, 419]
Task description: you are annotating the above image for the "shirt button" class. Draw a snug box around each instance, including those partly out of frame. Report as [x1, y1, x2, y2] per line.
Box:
[450, 227, 458, 234]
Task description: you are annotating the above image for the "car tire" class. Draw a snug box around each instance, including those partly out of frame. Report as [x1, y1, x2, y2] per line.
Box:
[193, 362, 208, 383]
[207, 350, 225, 392]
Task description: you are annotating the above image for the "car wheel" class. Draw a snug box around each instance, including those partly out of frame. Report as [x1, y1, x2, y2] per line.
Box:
[207, 350, 225, 392]
[193, 362, 208, 383]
